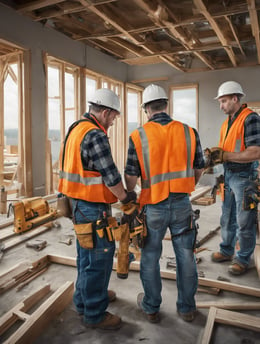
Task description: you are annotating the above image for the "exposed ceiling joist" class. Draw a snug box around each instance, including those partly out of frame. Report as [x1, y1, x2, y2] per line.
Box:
[0, 0, 259, 73]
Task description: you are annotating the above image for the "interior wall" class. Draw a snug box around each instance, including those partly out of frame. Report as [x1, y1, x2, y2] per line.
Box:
[0, 3, 128, 196]
[128, 64, 260, 149]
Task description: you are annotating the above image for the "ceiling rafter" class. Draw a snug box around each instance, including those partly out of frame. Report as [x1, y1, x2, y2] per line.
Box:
[193, 0, 237, 67]
[247, 0, 260, 64]
[133, 0, 215, 69]
[224, 15, 246, 57]
[78, 0, 185, 71]
[0, 0, 259, 73]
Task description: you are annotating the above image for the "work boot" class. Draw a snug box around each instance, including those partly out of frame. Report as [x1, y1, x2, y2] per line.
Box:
[211, 251, 233, 262]
[137, 292, 160, 323]
[228, 262, 247, 275]
[108, 290, 116, 302]
[177, 310, 197, 322]
[84, 312, 122, 330]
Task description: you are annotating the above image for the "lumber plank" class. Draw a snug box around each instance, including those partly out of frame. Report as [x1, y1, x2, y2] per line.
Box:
[197, 301, 260, 310]
[0, 219, 14, 229]
[0, 256, 49, 294]
[3, 281, 74, 344]
[0, 262, 31, 288]
[0, 284, 50, 336]
[2, 224, 53, 251]
[0, 227, 16, 240]
[190, 186, 212, 202]
[125, 261, 260, 297]
[254, 241, 260, 279]
[215, 307, 260, 332]
[201, 306, 217, 344]
[48, 254, 76, 267]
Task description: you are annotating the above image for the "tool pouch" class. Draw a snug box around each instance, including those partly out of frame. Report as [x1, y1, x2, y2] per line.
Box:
[74, 223, 93, 249]
[57, 194, 72, 218]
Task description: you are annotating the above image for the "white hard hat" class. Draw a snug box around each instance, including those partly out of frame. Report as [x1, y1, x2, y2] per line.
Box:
[88, 88, 120, 113]
[142, 84, 168, 107]
[215, 81, 245, 99]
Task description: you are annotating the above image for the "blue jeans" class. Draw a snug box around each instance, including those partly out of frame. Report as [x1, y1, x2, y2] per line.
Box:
[140, 194, 198, 314]
[219, 168, 257, 266]
[72, 199, 115, 324]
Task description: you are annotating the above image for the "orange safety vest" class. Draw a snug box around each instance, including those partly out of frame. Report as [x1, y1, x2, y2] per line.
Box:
[219, 107, 253, 152]
[131, 120, 196, 208]
[58, 120, 117, 203]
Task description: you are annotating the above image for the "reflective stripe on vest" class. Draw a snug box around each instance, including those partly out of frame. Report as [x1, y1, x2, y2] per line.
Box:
[138, 123, 194, 189]
[59, 170, 103, 186]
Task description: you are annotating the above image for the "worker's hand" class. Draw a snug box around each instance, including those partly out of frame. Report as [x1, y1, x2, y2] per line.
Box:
[121, 191, 137, 205]
[210, 147, 226, 165]
[203, 148, 212, 168]
[121, 208, 139, 232]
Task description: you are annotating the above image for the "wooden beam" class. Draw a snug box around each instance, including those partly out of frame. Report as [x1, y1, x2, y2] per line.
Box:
[17, 0, 65, 13]
[247, 0, 260, 64]
[2, 281, 74, 344]
[201, 306, 260, 344]
[125, 260, 260, 297]
[130, 77, 168, 84]
[78, 0, 185, 71]
[224, 15, 246, 57]
[2, 223, 53, 252]
[0, 284, 51, 336]
[197, 301, 260, 310]
[193, 0, 237, 67]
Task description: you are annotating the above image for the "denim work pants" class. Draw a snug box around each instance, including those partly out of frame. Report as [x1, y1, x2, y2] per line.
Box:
[140, 193, 198, 315]
[219, 168, 257, 266]
[72, 199, 115, 324]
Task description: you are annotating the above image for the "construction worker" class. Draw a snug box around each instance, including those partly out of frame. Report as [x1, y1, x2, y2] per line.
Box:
[124, 84, 205, 323]
[209, 81, 260, 275]
[58, 88, 136, 330]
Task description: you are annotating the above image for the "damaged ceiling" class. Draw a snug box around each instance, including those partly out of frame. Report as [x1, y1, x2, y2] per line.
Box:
[1, 0, 260, 73]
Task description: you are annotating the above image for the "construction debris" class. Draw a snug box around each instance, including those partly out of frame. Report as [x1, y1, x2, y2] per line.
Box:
[26, 239, 47, 251]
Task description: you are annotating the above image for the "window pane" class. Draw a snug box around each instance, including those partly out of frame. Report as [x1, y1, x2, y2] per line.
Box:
[127, 92, 138, 136]
[4, 63, 18, 146]
[172, 88, 197, 129]
[48, 66, 61, 163]
[86, 77, 97, 110]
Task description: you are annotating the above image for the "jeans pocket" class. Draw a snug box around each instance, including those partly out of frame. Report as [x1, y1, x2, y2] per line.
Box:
[95, 243, 115, 261]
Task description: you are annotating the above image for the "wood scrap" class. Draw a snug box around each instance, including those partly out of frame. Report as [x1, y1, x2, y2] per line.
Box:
[192, 196, 215, 206]
[201, 307, 260, 344]
[189, 186, 212, 202]
[0, 256, 50, 295]
[197, 286, 221, 295]
[1, 281, 73, 344]
[0, 284, 51, 337]
[123, 260, 260, 297]
[196, 226, 220, 248]
[254, 240, 260, 279]
[2, 223, 53, 252]
[16, 267, 48, 291]
[196, 301, 260, 310]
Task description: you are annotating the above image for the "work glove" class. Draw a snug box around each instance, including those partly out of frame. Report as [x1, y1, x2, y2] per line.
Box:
[210, 147, 226, 165]
[120, 190, 138, 227]
[120, 191, 138, 215]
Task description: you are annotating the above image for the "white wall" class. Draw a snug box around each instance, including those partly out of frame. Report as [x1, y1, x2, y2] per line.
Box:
[128, 64, 260, 149]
